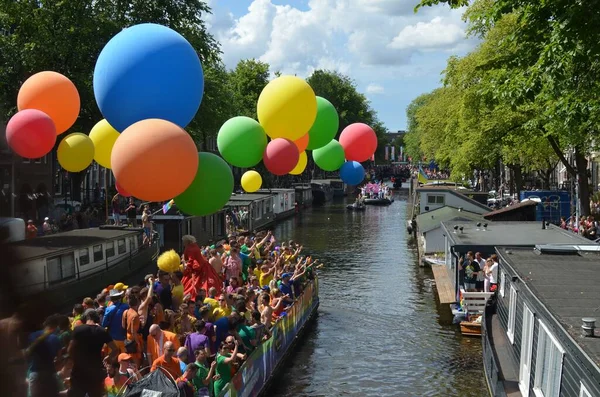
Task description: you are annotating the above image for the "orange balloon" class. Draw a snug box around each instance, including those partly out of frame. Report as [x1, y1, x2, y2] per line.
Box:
[111, 119, 199, 202]
[17, 71, 80, 134]
[294, 134, 309, 152]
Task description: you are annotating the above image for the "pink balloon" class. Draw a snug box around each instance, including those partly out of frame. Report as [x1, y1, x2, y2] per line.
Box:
[263, 138, 299, 175]
[6, 109, 57, 159]
[116, 181, 131, 197]
[339, 123, 377, 162]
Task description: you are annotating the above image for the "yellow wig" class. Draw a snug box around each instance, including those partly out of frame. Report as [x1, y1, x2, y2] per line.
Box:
[157, 249, 181, 273]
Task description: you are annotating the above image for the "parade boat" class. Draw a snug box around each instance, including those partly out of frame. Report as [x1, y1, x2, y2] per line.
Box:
[218, 277, 320, 397]
[7, 225, 159, 310]
[364, 197, 394, 206]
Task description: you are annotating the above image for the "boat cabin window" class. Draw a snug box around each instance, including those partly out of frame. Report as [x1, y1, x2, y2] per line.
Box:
[507, 284, 517, 344]
[534, 320, 565, 397]
[106, 241, 115, 258]
[79, 248, 90, 266]
[117, 239, 126, 255]
[129, 237, 136, 251]
[499, 270, 506, 297]
[427, 194, 445, 205]
[580, 382, 592, 397]
[93, 244, 103, 262]
[46, 253, 76, 284]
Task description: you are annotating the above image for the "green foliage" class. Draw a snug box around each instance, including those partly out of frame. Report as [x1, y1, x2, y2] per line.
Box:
[414, 0, 469, 12]
[228, 59, 270, 119]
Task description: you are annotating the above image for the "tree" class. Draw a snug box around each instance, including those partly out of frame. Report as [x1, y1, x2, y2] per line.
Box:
[228, 59, 270, 119]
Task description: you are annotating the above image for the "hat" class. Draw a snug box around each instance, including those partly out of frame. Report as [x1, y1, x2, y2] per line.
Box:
[281, 273, 292, 279]
[44, 217, 49, 221]
[27, 220, 33, 224]
[114, 282, 128, 291]
[261, 286, 270, 292]
[118, 353, 132, 362]
[109, 289, 124, 298]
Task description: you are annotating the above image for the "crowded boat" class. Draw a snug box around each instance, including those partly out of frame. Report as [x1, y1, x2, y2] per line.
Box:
[18, 229, 321, 397]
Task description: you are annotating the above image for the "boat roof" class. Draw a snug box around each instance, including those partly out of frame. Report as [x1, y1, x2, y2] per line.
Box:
[8, 227, 140, 262]
[226, 193, 275, 207]
[483, 200, 538, 219]
[416, 206, 484, 233]
[441, 221, 591, 251]
[417, 186, 491, 212]
[497, 246, 600, 367]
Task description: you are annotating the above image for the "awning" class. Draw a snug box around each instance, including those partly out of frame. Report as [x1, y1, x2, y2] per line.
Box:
[431, 265, 456, 304]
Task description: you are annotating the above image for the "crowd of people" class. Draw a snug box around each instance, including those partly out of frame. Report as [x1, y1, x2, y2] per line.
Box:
[18, 229, 318, 397]
[458, 251, 499, 293]
[560, 215, 598, 240]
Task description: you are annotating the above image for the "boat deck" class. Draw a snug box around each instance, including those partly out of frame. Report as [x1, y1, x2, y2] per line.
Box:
[431, 265, 456, 304]
[489, 313, 522, 397]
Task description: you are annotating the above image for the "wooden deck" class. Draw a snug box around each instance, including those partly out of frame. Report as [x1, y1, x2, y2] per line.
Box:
[431, 265, 456, 304]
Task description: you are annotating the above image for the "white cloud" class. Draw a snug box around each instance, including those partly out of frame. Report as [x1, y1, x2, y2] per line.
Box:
[388, 16, 465, 51]
[366, 83, 385, 94]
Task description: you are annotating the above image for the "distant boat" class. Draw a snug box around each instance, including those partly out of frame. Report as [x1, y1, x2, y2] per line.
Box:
[364, 197, 394, 206]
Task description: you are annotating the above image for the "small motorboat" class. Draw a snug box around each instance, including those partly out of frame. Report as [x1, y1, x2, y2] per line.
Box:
[364, 197, 393, 206]
[346, 203, 366, 211]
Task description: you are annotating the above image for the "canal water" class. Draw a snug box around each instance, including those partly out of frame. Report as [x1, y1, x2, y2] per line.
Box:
[268, 193, 488, 397]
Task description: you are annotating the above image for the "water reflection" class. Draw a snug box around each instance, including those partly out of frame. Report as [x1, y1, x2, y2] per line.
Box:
[269, 195, 487, 397]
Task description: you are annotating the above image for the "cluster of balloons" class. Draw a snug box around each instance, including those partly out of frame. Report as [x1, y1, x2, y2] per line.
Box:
[217, 76, 378, 193]
[6, 22, 379, 218]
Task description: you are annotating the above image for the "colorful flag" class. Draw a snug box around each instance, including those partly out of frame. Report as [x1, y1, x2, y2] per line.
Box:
[162, 199, 175, 214]
[418, 166, 429, 184]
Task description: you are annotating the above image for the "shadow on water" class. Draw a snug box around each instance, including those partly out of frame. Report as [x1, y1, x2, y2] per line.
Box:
[268, 194, 487, 397]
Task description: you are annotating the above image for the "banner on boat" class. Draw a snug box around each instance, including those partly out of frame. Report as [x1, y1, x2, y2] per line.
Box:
[219, 279, 319, 397]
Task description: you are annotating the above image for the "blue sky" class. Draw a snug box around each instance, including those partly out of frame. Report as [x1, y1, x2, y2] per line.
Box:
[205, 0, 477, 131]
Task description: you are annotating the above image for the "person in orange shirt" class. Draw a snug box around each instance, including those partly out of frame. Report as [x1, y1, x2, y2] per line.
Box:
[150, 341, 182, 379]
[146, 324, 180, 366]
[122, 295, 143, 367]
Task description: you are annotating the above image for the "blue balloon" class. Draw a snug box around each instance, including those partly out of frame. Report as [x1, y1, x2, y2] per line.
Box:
[93, 23, 204, 132]
[339, 161, 365, 186]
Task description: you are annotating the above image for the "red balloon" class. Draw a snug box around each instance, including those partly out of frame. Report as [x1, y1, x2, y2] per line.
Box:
[6, 109, 57, 159]
[339, 123, 377, 162]
[116, 181, 131, 197]
[263, 138, 299, 175]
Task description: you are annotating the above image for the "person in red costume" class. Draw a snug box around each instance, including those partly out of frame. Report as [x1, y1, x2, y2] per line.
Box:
[181, 235, 223, 300]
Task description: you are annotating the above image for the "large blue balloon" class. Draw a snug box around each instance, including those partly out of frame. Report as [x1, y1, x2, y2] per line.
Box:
[339, 161, 365, 186]
[93, 23, 204, 132]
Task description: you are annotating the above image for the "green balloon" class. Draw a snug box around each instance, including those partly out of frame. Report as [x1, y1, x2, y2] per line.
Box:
[217, 116, 267, 167]
[312, 139, 345, 171]
[306, 97, 339, 151]
[174, 152, 234, 216]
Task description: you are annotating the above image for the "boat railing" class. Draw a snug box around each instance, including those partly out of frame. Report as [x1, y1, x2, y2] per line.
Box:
[481, 305, 507, 397]
[18, 238, 159, 294]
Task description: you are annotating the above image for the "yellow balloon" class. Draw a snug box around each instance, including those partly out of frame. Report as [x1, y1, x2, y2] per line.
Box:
[57, 133, 95, 172]
[89, 119, 119, 169]
[241, 170, 262, 192]
[257, 76, 317, 141]
[289, 151, 308, 175]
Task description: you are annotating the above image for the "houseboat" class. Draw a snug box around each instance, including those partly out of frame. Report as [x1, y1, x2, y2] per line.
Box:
[218, 277, 320, 397]
[8, 226, 159, 310]
[417, 186, 491, 215]
[483, 245, 600, 397]
[311, 181, 334, 205]
[257, 188, 296, 220]
[292, 183, 313, 208]
[226, 193, 276, 232]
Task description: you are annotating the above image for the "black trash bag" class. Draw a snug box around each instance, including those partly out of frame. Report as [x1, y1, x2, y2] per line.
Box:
[122, 369, 179, 397]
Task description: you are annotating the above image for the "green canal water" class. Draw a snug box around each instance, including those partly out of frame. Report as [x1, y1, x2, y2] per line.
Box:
[268, 193, 488, 397]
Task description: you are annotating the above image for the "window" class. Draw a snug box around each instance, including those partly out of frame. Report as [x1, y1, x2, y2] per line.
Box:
[105, 241, 115, 258]
[500, 271, 506, 297]
[117, 239, 126, 254]
[507, 284, 517, 343]
[427, 194, 445, 205]
[130, 237, 137, 251]
[534, 320, 565, 397]
[79, 248, 90, 266]
[580, 382, 592, 397]
[46, 253, 76, 283]
[93, 244, 103, 262]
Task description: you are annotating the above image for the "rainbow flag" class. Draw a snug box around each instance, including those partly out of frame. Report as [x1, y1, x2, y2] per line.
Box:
[162, 199, 175, 214]
[418, 166, 429, 184]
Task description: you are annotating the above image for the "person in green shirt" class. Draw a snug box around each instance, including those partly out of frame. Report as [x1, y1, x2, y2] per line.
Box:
[192, 349, 216, 397]
[237, 321, 257, 354]
[214, 339, 239, 397]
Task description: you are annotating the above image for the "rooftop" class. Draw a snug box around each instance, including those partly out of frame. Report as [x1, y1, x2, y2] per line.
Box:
[442, 221, 592, 250]
[226, 193, 275, 207]
[9, 227, 140, 262]
[483, 200, 538, 219]
[416, 206, 484, 233]
[497, 246, 600, 367]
